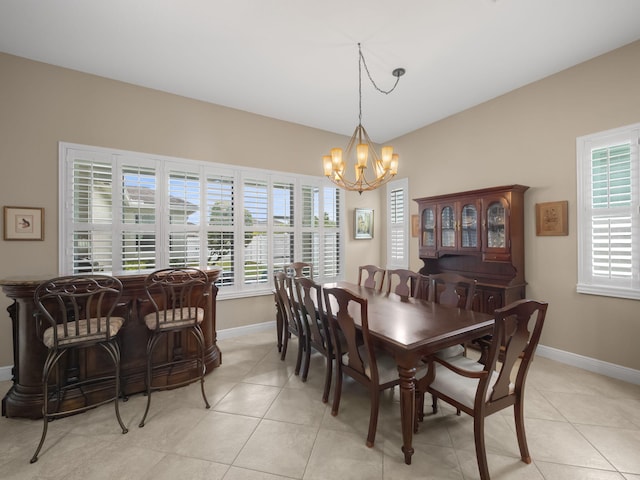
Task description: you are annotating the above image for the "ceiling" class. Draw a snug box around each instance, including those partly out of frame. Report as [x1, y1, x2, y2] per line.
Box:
[1, 0, 640, 143]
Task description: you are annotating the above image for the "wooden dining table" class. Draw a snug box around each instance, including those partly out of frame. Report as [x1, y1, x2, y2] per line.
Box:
[322, 281, 495, 465]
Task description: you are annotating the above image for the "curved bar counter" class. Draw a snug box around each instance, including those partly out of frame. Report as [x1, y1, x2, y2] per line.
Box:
[1, 269, 222, 418]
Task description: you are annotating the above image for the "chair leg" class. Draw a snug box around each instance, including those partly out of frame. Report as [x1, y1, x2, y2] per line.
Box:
[331, 366, 343, 417]
[101, 340, 128, 435]
[414, 389, 424, 433]
[474, 415, 490, 480]
[366, 389, 380, 448]
[321, 353, 332, 403]
[276, 303, 283, 353]
[514, 396, 531, 463]
[194, 325, 211, 409]
[139, 333, 161, 428]
[280, 329, 289, 361]
[294, 334, 304, 376]
[31, 349, 61, 463]
[431, 394, 438, 414]
[301, 336, 311, 382]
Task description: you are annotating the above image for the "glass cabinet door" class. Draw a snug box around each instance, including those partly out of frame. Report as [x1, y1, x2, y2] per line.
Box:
[440, 206, 456, 248]
[486, 201, 506, 248]
[460, 203, 478, 248]
[422, 207, 435, 248]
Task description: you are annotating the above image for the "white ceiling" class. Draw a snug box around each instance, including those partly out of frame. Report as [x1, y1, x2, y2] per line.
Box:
[1, 0, 640, 143]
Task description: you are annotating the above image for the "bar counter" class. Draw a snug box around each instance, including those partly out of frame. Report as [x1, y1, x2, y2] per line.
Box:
[1, 269, 222, 418]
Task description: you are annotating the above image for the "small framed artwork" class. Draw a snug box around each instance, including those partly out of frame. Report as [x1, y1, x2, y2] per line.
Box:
[411, 214, 420, 238]
[535, 201, 568, 236]
[3, 206, 44, 241]
[354, 208, 374, 240]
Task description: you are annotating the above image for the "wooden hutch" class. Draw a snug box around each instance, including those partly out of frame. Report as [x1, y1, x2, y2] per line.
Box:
[414, 185, 528, 313]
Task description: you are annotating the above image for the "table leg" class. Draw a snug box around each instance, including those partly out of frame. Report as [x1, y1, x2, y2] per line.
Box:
[398, 362, 416, 464]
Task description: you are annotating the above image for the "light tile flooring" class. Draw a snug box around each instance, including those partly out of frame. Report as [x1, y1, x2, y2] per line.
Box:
[1, 331, 640, 479]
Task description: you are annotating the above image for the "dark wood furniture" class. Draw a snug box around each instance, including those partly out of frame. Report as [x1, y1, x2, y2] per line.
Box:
[31, 275, 129, 463]
[415, 185, 529, 313]
[323, 286, 412, 448]
[138, 268, 212, 428]
[285, 262, 314, 279]
[418, 299, 548, 480]
[385, 269, 419, 297]
[357, 265, 386, 290]
[428, 272, 477, 311]
[323, 281, 494, 465]
[293, 276, 332, 401]
[275, 272, 305, 376]
[1, 268, 221, 419]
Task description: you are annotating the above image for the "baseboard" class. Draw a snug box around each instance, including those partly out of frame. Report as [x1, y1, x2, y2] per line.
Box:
[2, 330, 638, 386]
[0, 365, 12, 382]
[217, 321, 275, 340]
[536, 344, 640, 385]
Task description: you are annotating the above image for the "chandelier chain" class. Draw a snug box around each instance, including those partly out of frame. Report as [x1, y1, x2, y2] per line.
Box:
[358, 43, 402, 96]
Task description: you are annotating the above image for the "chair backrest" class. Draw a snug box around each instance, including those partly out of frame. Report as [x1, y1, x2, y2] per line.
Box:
[482, 299, 548, 407]
[294, 276, 329, 353]
[323, 287, 378, 384]
[386, 269, 419, 297]
[428, 272, 477, 310]
[357, 265, 385, 290]
[144, 268, 209, 329]
[34, 275, 123, 347]
[286, 262, 314, 279]
[274, 271, 300, 334]
[413, 274, 430, 300]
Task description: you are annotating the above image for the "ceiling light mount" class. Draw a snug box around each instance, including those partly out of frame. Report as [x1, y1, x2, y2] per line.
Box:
[322, 43, 405, 194]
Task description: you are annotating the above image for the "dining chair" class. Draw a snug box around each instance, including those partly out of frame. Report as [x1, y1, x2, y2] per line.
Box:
[323, 286, 426, 448]
[139, 267, 211, 428]
[286, 261, 314, 279]
[428, 272, 477, 310]
[293, 276, 332, 402]
[385, 268, 419, 297]
[357, 265, 386, 291]
[413, 273, 430, 300]
[275, 271, 305, 375]
[31, 275, 128, 463]
[418, 299, 548, 480]
[427, 272, 478, 360]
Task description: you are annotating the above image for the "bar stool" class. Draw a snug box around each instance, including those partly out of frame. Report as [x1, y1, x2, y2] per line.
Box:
[31, 275, 128, 463]
[139, 267, 211, 427]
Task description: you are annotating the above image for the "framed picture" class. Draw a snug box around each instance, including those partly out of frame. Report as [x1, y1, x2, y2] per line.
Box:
[535, 201, 568, 236]
[354, 208, 374, 240]
[411, 214, 420, 238]
[3, 206, 44, 241]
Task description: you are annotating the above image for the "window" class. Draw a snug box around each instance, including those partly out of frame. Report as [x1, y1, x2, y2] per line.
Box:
[576, 123, 640, 299]
[386, 178, 409, 269]
[60, 142, 344, 298]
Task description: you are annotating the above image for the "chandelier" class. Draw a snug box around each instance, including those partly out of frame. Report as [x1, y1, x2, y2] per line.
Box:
[323, 43, 405, 193]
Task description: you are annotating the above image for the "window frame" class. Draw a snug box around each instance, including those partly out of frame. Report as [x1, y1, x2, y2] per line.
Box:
[576, 122, 640, 300]
[59, 142, 345, 299]
[386, 178, 409, 269]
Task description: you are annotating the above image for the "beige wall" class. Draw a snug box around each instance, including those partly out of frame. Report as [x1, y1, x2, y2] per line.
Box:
[0, 52, 385, 367]
[2, 40, 639, 372]
[395, 40, 640, 370]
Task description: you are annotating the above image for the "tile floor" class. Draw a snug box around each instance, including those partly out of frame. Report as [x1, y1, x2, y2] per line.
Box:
[1, 330, 640, 480]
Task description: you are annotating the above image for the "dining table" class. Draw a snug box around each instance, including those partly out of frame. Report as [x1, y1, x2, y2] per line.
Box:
[322, 281, 495, 465]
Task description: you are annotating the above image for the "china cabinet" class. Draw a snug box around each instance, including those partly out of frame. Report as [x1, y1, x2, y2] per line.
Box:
[415, 185, 528, 313]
